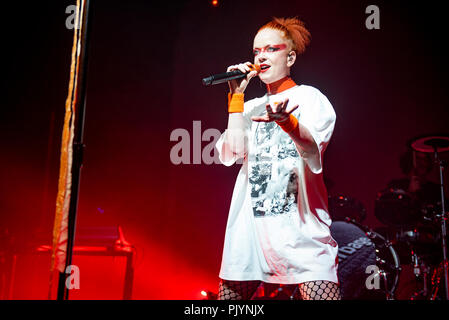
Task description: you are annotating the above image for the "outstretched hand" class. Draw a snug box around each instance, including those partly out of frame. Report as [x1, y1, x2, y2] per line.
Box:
[251, 98, 299, 123]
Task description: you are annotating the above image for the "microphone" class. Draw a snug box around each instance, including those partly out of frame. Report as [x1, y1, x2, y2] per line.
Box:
[202, 64, 261, 86]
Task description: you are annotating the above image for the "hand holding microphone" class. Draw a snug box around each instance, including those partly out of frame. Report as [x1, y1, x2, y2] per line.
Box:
[202, 62, 260, 94]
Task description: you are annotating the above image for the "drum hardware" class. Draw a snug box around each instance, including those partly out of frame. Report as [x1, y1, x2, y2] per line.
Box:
[370, 136, 449, 299]
[411, 135, 449, 300]
[409, 251, 431, 300]
[376, 240, 401, 300]
[430, 262, 445, 300]
[378, 270, 393, 300]
[412, 252, 420, 277]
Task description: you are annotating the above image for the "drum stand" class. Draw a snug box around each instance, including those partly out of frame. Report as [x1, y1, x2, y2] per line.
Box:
[412, 136, 449, 300]
[410, 252, 430, 300]
[430, 261, 445, 300]
[433, 147, 448, 300]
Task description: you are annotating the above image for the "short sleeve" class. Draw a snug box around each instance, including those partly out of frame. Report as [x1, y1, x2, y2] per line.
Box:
[297, 87, 336, 174]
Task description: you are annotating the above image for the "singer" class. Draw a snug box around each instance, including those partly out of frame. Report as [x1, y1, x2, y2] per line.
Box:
[215, 17, 341, 300]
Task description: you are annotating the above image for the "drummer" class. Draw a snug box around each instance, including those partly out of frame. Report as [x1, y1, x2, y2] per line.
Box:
[385, 148, 446, 299]
[387, 148, 440, 207]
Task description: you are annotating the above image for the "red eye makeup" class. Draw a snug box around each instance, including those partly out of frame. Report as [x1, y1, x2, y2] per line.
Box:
[253, 44, 287, 56]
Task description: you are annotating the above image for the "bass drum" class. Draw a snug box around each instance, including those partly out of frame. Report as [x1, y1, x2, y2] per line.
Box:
[330, 221, 401, 300]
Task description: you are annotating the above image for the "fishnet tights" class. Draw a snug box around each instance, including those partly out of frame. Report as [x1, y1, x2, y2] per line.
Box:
[218, 280, 261, 300]
[218, 280, 341, 300]
[297, 280, 341, 300]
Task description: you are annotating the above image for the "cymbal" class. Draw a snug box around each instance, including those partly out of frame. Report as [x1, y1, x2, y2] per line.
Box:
[411, 135, 449, 153]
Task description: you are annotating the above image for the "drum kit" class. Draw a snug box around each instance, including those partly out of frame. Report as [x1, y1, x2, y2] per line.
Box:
[241, 136, 448, 301]
[328, 135, 449, 300]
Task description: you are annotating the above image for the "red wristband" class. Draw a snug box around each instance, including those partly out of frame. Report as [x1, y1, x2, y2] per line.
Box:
[276, 114, 299, 133]
[227, 93, 244, 113]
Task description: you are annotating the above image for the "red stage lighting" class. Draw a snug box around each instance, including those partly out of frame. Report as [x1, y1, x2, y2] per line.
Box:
[201, 290, 218, 300]
[211, 0, 218, 7]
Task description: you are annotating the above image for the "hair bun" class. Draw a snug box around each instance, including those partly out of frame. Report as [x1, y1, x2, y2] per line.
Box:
[259, 16, 311, 54]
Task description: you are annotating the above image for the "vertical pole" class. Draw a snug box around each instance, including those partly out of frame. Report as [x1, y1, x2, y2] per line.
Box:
[56, 0, 92, 300]
[437, 153, 448, 300]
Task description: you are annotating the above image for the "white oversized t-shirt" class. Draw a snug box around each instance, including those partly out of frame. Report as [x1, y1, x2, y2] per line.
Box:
[215, 85, 339, 284]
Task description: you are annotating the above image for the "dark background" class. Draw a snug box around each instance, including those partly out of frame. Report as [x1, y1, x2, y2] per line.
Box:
[1, 0, 448, 299]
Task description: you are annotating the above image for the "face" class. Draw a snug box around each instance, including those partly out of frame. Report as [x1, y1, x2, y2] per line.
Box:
[413, 151, 433, 177]
[253, 28, 295, 84]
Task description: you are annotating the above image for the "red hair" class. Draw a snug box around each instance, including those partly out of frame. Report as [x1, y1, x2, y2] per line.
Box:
[258, 17, 311, 54]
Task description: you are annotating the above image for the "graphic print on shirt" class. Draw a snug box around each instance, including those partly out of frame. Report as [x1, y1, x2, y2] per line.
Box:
[249, 121, 300, 217]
